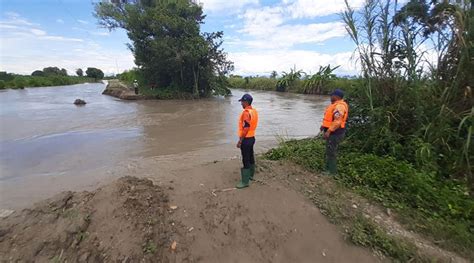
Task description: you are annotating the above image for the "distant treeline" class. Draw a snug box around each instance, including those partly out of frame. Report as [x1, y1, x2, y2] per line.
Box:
[227, 65, 357, 95]
[0, 67, 105, 89]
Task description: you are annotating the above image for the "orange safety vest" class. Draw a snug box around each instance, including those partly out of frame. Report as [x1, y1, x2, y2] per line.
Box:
[322, 100, 349, 129]
[238, 107, 259, 138]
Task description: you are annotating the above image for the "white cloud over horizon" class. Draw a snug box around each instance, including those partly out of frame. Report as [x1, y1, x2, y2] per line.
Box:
[0, 13, 134, 76]
[229, 50, 358, 76]
[197, 0, 259, 13]
[1, 0, 370, 77]
[226, 0, 359, 75]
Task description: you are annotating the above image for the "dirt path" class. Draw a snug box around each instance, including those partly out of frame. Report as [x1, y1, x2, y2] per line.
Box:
[0, 157, 381, 262]
[155, 159, 381, 262]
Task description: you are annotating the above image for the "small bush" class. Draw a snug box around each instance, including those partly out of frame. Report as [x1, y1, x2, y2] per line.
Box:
[14, 78, 26, 88]
[349, 216, 418, 261]
[0, 80, 5, 89]
[228, 76, 277, 91]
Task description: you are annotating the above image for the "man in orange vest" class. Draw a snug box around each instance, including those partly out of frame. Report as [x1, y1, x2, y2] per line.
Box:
[236, 94, 259, 189]
[320, 89, 349, 174]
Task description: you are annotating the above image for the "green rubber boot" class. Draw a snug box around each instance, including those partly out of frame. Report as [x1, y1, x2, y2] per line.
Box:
[249, 164, 255, 181]
[236, 168, 251, 189]
[327, 159, 337, 175]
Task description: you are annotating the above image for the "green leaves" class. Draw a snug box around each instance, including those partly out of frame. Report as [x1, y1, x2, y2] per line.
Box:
[302, 64, 340, 94]
[94, 0, 232, 98]
[85, 67, 104, 80]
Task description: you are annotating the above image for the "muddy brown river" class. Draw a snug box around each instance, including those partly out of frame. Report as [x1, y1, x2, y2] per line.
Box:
[0, 82, 327, 209]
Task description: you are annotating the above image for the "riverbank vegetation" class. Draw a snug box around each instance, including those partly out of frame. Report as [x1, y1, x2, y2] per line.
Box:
[267, 0, 473, 259]
[94, 0, 233, 99]
[0, 67, 104, 89]
[228, 71, 358, 95]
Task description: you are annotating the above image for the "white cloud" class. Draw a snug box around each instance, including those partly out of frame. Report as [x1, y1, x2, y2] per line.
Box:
[197, 0, 258, 13]
[73, 26, 111, 37]
[4, 11, 20, 17]
[56, 18, 64, 24]
[77, 19, 89, 25]
[0, 24, 18, 29]
[229, 50, 358, 76]
[284, 0, 365, 19]
[0, 14, 133, 75]
[39, 35, 84, 42]
[237, 2, 347, 49]
[91, 31, 110, 36]
[30, 29, 47, 36]
[1, 14, 83, 43]
[242, 22, 346, 49]
[1, 38, 134, 75]
[239, 6, 284, 36]
[1, 12, 38, 27]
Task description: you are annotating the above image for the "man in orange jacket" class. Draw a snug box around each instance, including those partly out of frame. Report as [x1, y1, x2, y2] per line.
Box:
[320, 89, 349, 174]
[236, 94, 259, 189]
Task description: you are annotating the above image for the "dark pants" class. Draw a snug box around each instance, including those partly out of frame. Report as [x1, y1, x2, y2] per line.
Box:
[241, 137, 255, 169]
[325, 131, 345, 173]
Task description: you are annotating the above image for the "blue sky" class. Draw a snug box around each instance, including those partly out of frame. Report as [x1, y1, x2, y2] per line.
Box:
[0, 0, 371, 76]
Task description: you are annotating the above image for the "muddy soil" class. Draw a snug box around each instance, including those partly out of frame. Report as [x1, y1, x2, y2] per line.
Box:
[0, 176, 182, 262]
[0, 158, 382, 263]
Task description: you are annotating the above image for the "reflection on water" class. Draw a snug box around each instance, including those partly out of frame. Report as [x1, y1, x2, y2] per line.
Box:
[0, 83, 328, 208]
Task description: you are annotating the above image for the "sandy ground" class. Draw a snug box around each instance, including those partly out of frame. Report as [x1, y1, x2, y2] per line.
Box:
[163, 160, 380, 263]
[0, 158, 381, 262]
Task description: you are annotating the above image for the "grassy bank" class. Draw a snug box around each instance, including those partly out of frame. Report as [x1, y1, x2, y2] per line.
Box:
[227, 75, 359, 95]
[0, 75, 99, 89]
[117, 69, 200, 100]
[265, 139, 474, 258]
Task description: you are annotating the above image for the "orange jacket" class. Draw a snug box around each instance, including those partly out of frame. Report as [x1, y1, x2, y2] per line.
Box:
[322, 100, 348, 132]
[238, 106, 259, 138]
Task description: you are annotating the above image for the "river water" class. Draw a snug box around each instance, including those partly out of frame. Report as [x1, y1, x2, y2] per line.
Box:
[0, 83, 328, 209]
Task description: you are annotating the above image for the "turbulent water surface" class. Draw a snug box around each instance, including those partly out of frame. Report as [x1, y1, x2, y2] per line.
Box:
[0, 83, 328, 208]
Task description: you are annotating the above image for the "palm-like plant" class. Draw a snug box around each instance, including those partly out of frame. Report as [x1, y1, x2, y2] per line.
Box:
[303, 64, 340, 94]
[276, 67, 305, 92]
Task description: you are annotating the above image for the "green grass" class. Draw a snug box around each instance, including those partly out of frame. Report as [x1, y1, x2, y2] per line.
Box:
[228, 76, 278, 91]
[227, 76, 360, 95]
[137, 86, 197, 100]
[349, 216, 423, 262]
[0, 75, 98, 89]
[142, 240, 157, 254]
[266, 138, 474, 258]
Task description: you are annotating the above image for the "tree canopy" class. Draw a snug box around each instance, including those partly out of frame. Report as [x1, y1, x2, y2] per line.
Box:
[94, 0, 233, 97]
[76, 68, 84, 77]
[86, 67, 104, 79]
[42, 67, 68, 76]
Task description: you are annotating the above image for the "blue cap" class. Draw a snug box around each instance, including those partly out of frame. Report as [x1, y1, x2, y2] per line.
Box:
[330, 89, 344, 98]
[238, 93, 253, 103]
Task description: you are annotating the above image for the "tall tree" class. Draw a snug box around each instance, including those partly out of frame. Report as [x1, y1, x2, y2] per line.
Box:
[94, 0, 233, 97]
[76, 68, 84, 77]
[86, 67, 104, 80]
[43, 67, 65, 76]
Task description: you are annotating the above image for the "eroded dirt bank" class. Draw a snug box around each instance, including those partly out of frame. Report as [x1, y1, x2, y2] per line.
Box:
[0, 159, 380, 262]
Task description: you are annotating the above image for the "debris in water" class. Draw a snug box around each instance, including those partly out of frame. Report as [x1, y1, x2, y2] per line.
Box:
[74, 99, 86, 105]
